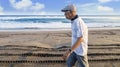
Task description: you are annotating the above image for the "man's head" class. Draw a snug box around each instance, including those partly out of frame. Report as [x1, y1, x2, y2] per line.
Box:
[61, 4, 77, 20]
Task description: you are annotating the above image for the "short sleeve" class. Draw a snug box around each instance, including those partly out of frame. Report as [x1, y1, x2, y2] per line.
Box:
[76, 21, 83, 37]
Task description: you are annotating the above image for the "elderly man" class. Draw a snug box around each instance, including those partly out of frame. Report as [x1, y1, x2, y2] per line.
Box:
[61, 4, 89, 67]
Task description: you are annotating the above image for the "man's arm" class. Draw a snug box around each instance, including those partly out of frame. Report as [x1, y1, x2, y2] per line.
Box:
[71, 36, 83, 52]
[62, 36, 83, 60]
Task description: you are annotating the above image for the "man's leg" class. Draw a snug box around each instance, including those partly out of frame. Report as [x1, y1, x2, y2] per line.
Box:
[66, 52, 77, 67]
[77, 55, 89, 67]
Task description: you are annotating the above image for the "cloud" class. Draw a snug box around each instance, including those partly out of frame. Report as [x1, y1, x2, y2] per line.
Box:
[10, 0, 32, 10]
[31, 3, 45, 15]
[31, 3, 45, 11]
[77, 3, 98, 13]
[0, 6, 3, 12]
[76, 3, 115, 15]
[9, 0, 45, 15]
[0, 6, 4, 15]
[98, 0, 112, 3]
[98, 0, 119, 3]
[98, 5, 114, 12]
[80, 3, 96, 8]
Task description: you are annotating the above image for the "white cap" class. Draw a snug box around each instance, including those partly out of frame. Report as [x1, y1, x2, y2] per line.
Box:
[61, 4, 76, 12]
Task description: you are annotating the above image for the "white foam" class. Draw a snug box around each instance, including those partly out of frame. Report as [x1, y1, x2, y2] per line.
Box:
[0, 21, 71, 29]
[0, 15, 65, 20]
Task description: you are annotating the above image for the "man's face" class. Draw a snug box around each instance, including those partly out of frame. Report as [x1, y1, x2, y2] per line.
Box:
[64, 11, 72, 20]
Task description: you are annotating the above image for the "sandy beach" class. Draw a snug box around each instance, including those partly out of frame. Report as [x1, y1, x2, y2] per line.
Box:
[0, 29, 120, 47]
[0, 29, 120, 67]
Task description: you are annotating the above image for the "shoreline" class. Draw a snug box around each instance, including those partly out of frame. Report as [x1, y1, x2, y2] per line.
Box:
[0, 27, 120, 32]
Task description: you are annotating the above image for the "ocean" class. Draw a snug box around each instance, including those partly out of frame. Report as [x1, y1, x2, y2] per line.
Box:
[0, 15, 120, 30]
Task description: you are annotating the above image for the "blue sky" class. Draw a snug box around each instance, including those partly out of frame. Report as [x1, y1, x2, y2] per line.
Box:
[0, 0, 120, 15]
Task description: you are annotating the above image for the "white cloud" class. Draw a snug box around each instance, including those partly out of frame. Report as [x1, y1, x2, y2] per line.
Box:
[0, 6, 4, 15]
[31, 3, 45, 11]
[30, 3, 45, 15]
[80, 3, 96, 7]
[9, 0, 45, 11]
[76, 3, 116, 15]
[98, 0, 112, 3]
[77, 3, 98, 13]
[98, 0, 119, 3]
[98, 6, 114, 12]
[9, 0, 45, 15]
[10, 0, 32, 10]
[0, 6, 3, 12]
[9, 0, 15, 4]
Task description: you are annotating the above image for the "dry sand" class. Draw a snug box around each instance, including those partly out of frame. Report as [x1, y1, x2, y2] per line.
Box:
[0, 29, 120, 67]
[0, 29, 120, 48]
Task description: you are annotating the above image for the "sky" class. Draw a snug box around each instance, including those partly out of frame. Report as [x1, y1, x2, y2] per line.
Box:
[0, 0, 120, 15]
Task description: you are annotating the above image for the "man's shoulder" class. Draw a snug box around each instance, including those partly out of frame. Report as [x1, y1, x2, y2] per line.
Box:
[74, 16, 82, 21]
[73, 17, 83, 24]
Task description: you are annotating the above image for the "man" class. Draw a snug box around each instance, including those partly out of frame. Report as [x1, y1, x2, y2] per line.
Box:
[61, 4, 89, 67]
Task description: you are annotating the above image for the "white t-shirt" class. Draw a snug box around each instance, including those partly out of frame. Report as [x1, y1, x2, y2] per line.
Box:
[71, 17, 88, 56]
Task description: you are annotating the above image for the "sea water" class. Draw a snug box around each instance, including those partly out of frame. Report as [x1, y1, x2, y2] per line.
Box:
[0, 15, 120, 30]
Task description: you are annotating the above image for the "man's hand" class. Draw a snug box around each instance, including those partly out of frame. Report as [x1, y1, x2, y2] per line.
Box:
[62, 49, 71, 61]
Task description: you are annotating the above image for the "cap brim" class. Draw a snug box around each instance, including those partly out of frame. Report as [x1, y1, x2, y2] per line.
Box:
[61, 10, 70, 12]
[61, 10, 66, 12]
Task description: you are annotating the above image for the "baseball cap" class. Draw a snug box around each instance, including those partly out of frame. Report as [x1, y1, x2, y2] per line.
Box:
[61, 4, 76, 12]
